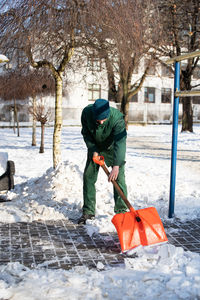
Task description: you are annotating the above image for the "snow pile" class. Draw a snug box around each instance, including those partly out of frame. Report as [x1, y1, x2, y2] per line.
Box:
[0, 161, 83, 223]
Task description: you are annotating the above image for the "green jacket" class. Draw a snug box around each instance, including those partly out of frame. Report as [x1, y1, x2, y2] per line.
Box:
[81, 105, 127, 166]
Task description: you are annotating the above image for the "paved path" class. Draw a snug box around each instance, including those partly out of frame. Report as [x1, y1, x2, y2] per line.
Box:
[127, 135, 200, 169]
[164, 218, 200, 254]
[0, 218, 199, 270]
[127, 136, 200, 175]
[0, 220, 123, 270]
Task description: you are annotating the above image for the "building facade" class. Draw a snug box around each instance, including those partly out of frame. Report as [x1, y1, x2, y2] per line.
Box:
[1, 55, 200, 126]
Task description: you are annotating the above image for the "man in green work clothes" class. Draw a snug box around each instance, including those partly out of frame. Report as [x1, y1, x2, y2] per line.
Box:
[78, 98, 128, 225]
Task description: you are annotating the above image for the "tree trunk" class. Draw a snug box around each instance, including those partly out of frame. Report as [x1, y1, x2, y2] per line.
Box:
[181, 72, 193, 132]
[120, 81, 129, 129]
[12, 102, 15, 134]
[121, 97, 129, 129]
[13, 98, 20, 136]
[105, 57, 117, 102]
[16, 108, 20, 137]
[32, 96, 37, 146]
[39, 123, 45, 153]
[53, 74, 63, 168]
[182, 97, 193, 132]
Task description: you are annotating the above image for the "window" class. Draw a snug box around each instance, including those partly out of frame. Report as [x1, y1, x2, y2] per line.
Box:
[4, 63, 12, 70]
[88, 84, 101, 101]
[130, 93, 138, 102]
[144, 87, 155, 103]
[16, 49, 27, 68]
[0, 114, 5, 121]
[193, 67, 200, 79]
[19, 113, 28, 122]
[181, 63, 187, 72]
[87, 55, 101, 72]
[145, 59, 156, 75]
[161, 88, 172, 103]
[192, 96, 200, 104]
[161, 65, 173, 77]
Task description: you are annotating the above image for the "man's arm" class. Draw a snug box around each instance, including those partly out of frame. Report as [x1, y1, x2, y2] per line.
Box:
[113, 117, 127, 166]
[108, 116, 127, 181]
[108, 165, 119, 182]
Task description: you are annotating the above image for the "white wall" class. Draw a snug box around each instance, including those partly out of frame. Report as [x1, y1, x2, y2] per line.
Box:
[1, 52, 200, 125]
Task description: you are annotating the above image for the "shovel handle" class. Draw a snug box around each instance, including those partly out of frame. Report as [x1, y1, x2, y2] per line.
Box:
[93, 156, 133, 211]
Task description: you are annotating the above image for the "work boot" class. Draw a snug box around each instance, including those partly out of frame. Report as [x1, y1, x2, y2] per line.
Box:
[78, 214, 95, 225]
[0, 160, 15, 191]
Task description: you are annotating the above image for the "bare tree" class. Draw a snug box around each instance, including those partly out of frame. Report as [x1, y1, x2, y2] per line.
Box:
[25, 70, 54, 146]
[0, 70, 28, 136]
[84, 0, 160, 126]
[31, 96, 37, 146]
[156, 0, 200, 132]
[0, 67, 54, 141]
[29, 99, 52, 153]
[0, 0, 87, 168]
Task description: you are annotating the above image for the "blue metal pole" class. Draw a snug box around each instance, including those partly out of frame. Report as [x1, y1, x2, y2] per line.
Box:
[169, 61, 180, 218]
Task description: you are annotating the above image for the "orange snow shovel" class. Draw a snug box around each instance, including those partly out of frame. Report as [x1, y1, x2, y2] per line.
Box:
[93, 156, 168, 252]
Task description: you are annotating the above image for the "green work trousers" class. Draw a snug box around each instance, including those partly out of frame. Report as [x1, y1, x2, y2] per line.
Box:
[83, 151, 128, 215]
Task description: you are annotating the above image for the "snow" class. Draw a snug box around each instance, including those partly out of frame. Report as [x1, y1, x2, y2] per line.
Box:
[0, 152, 8, 173]
[0, 54, 9, 63]
[0, 124, 200, 299]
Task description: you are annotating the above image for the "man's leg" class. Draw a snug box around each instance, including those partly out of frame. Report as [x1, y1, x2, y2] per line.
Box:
[113, 164, 128, 213]
[82, 154, 99, 215]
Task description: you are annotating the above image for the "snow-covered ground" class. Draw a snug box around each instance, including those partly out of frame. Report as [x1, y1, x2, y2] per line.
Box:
[0, 124, 200, 299]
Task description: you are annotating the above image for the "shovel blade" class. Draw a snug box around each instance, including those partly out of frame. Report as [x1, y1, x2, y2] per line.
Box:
[112, 207, 168, 252]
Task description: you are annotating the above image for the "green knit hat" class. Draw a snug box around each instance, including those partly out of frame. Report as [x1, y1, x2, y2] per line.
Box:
[92, 99, 110, 120]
